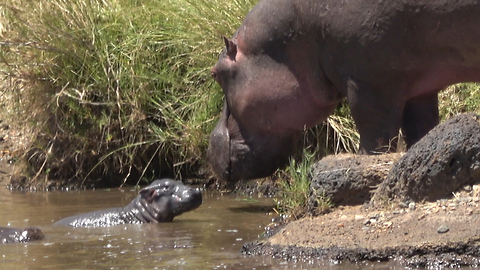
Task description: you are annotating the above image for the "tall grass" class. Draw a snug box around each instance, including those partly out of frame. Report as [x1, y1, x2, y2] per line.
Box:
[439, 83, 480, 119]
[0, 0, 256, 188]
[274, 149, 333, 220]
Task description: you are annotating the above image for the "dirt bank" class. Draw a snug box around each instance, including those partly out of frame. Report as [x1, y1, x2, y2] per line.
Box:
[244, 184, 480, 268]
[242, 114, 480, 268]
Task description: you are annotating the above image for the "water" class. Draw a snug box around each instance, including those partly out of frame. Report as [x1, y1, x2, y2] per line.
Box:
[0, 185, 402, 269]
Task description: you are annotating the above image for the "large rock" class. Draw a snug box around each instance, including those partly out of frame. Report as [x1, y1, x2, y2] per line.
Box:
[372, 113, 480, 204]
[308, 153, 401, 207]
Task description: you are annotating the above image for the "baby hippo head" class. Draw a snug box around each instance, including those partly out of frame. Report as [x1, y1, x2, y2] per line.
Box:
[139, 179, 202, 222]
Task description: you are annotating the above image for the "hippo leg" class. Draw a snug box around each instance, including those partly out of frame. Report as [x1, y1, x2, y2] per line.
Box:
[401, 92, 439, 147]
[345, 78, 404, 154]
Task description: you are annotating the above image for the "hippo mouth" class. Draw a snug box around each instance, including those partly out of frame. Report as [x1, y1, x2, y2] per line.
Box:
[209, 138, 291, 181]
[171, 188, 203, 215]
[207, 104, 234, 181]
[208, 103, 294, 181]
[146, 188, 202, 222]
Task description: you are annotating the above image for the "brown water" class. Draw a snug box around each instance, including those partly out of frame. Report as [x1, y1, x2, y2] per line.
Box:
[0, 185, 402, 269]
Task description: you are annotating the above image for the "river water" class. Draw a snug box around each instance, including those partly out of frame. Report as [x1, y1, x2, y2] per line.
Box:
[0, 184, 405, 269]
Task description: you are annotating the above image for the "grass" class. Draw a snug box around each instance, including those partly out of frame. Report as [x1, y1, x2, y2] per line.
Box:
[439, 83, 480, 119]
[0, 0, 257, 187]
[0, 0, 361, 189]
[274, 149, 333, 220]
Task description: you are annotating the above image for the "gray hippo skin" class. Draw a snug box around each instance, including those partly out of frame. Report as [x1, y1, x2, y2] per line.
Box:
[208, 0, 480, 181]
[0, 226, 44, 244]
[54, 179, 202, 227]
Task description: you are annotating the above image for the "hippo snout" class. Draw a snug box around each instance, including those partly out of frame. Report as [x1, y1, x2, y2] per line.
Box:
[207, 132, 231, 181]
[208, 117, 295, 181]
[207, 104, 232, 180]
[181, 187, 202, 208]
[208, 101, 298, 181]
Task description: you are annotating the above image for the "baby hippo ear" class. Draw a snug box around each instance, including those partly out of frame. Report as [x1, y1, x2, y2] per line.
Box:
[223, 36, 237, 61]
[140, 187, 158, 203]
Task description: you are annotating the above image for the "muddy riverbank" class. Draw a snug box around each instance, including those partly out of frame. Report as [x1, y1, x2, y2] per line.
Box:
[243, 115, 480, 267]
[243, 189, 480, 268]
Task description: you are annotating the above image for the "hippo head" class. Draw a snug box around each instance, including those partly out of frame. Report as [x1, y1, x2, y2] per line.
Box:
[0, 227, 44, 244]
[139, 179, 202, 222]
[20, 227, 45, 242]
[208, 35, 340, 182]
[208, 100, 299, 181]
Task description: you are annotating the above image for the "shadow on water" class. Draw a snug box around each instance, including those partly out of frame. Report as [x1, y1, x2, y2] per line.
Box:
[228, 204, 276, 214]
[0, 184, 406, 269]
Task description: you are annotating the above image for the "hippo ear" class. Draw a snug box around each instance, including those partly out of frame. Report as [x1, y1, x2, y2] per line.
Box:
[223, 36, 237, 61]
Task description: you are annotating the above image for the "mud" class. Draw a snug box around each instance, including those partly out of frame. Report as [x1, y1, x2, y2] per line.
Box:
[243, 189, 480, 267]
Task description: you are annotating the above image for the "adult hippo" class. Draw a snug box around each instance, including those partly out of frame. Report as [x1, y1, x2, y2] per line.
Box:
[208, 0, 480, 181]
[54, 179, 202, 227]
[0, 226, 44, 244]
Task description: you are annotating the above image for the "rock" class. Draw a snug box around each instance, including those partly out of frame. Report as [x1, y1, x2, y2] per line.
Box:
[473, 185, 480, 197]
[437, 225, 450, 234]
[372, 113, 480, 205]
[309, 153, 401, 207]
[399, 202, 409, 208]
[462, 185, 473, 192]
[408, 202, 416, 210]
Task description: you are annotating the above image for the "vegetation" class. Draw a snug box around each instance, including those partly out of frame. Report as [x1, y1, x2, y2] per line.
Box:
[274, 149, 333, 220]
[439, 83, 480, 119]
[0, 0, 257, 188]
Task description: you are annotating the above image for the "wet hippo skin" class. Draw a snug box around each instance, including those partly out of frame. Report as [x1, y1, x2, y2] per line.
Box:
[0, 226, 44, 244]
[54, 179, 202, 227]
[208, 0, 480, 181]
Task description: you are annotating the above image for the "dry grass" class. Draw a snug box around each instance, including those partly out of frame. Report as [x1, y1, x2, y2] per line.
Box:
[0, 0, 256, 188]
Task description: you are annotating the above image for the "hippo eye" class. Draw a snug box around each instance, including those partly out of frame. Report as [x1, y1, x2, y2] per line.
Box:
[161, 185, 172, 193]
[211, 70, 218, 81]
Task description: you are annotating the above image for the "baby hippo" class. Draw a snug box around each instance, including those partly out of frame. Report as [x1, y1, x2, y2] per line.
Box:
[55, 179, 202, 227]
[0, 226, 44, 244]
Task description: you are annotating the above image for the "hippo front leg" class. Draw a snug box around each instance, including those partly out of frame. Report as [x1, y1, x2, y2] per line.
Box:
[402, 92, 439, 147]
[345, 78, 404, 154]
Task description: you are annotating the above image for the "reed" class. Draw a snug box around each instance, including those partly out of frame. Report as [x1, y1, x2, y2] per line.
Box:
[0, 0, 256, 187]
[275, 149, 333, 220]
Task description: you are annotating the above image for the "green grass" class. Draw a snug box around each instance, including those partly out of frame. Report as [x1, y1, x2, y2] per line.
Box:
[0, 0, 257, 187]
[274, 149, 333, 220]
[439, 83, 480, 119]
